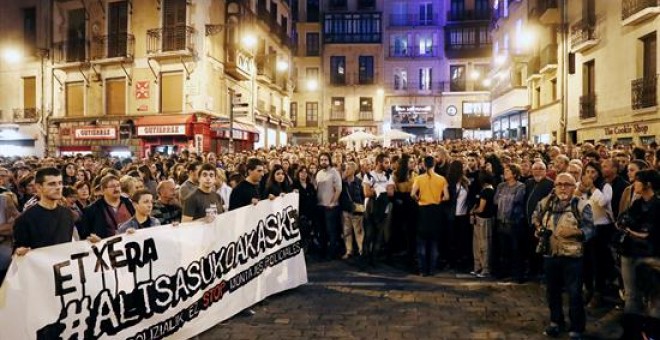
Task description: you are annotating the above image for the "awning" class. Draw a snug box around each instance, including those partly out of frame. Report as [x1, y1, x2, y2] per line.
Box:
[135, 114, 194, 126]
[211, 121, 259, 134]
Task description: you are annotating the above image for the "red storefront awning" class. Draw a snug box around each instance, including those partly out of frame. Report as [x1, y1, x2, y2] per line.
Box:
[135, 114, 195, 126]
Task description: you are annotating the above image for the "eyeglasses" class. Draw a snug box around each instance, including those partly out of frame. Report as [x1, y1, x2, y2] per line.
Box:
[555, 182, 575, 188]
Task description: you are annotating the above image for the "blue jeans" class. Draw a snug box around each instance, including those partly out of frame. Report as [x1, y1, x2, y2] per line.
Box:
[544, 256, 585, 333]
[417, 237, 438, 275]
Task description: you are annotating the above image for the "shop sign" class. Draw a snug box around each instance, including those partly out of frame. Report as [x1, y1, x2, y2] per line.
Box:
[604, 124, 649, 136]
[391, 105, 434, 127]
[137, 125, 186, 136]
[237, 52, 253, 75]
[73, 127, 117, 140]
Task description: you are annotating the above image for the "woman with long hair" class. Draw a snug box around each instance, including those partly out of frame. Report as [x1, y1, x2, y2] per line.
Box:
[579, 161, 615, 308]
[619, 159, 650, 216]
[293, 165, 317, 254]
[62, 163, 78, 187]
[447, 159, 472, 272]
[616, 169, 660, 339]
[138, 165, 157, 196]
[392, 154, 418, 269]
[262, 164, 292, 198]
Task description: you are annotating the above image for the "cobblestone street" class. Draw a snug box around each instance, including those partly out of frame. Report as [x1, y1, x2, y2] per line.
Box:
[200, 259, 622, 339]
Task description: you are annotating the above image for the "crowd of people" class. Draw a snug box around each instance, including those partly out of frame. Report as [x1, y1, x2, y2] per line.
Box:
[0, 139, 659, 340]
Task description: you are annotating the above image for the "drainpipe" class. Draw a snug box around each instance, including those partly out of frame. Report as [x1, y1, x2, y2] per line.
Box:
[559, 0, 568, 144]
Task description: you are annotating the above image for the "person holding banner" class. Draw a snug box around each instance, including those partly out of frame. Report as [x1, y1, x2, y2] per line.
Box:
[12, 167, 77, 256]
[78, 175, 135, 240]
[182, 163, 225, 222]
[118, 189, 161, 233]
[229, 158, 265, 211]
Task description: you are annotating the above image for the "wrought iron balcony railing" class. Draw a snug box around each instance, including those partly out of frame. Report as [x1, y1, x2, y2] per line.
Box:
[13, 108, 39, 122]
[632, 74, 658, 110]
[622, 0, 660, 20]
[359, 111, 374, 120]
[329, 110, 345, 121]
[389, 14, 440, 27]
[147, 26, 195, 54]
[570, 19, 598, 49]
[388, 46, 440, 58]
[447, 9, 491, 21]
[579, 94, 597, 119]
[53, 39, 88, 63]
[91, 33, 135, 60]
[540, 44, 558, 70]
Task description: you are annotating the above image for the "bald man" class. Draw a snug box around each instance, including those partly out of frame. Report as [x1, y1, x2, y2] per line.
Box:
[152, 180, 182, 225]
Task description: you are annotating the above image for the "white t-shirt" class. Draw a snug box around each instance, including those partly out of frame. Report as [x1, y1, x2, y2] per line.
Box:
[456, 184, 468, 216]
[363, 170, 394, 197]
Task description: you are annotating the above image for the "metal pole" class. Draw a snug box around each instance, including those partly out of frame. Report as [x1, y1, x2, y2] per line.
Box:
[559, 0, 568, 144]
[229, 90, 234, 153]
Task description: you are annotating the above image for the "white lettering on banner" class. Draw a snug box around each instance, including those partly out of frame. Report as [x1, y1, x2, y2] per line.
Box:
[0, 194, 307, 340]
[137, 125, 187, 136]
[74, 127, 117, 140]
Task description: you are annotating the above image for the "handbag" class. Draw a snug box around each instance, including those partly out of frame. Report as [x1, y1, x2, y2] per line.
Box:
[347, 180, 365, 213]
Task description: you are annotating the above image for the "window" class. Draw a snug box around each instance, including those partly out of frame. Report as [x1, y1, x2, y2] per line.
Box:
[391, 2, 407, 26]
[67, 9, 86, 62]
[305, 102, 318, 124]
[108, 1, 129, 58]
[583, 60, 595, 95]
[450, 0, 464, 17]
[66, 82, 84, 117]
[360, 97, 373, 112]
[419, 35, 433, 56]
[391, 35, 408, 56]
[290, 102, 298, 126]
[358, 0, 376, 10]
[162, 0, 187, 52]
[450, 65, 466, 91]
[306, 33, 320, 56]
[106, 78, 126, 116]
[331, 97, 345, 113]
[307, 0, 319, 22]
[359, 56, 374, 84]
[534, 86, 541, 108]
[394, 69, 408, 90]
[473, 64, 489, 91]
[23, 77, 36, 110]
[419, 68, 432, 90]
[463, 102, 491, 116]
[330, 0, 348, 10]
[323, 13, 382, 44]
[551, 79, 557, 101]
[419, 2, 433, 25]
[330, 56, 346, 85]
[161, 72, 183, 113]
[23, 7, 36, 53]
[642, 32, 657, 78]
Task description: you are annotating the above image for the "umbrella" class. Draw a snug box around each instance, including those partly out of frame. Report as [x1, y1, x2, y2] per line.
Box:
[378, 129, 415, 140]
[339, 130, 378, 142]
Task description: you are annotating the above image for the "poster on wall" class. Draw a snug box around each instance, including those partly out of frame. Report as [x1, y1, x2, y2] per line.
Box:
[135, 81, 150, 99]
[391, 105, 434, 128]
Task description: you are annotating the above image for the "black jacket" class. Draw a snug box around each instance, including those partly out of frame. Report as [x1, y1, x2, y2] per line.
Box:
[525, 177, 554, 226]
[619, 195, 660, 257]
[608, 175, 629, 220]
[293, 180, 317, 219]
[79, 196, 135, 239]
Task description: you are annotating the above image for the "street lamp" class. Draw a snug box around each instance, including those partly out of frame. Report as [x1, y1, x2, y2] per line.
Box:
[2, 48, 22, 64]
[276, 60, 289, 72]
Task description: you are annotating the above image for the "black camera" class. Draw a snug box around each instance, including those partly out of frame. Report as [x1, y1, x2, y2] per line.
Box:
[536, 227, 553, 255]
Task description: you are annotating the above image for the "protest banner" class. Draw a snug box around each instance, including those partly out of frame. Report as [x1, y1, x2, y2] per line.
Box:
[0, 193, 307, 339]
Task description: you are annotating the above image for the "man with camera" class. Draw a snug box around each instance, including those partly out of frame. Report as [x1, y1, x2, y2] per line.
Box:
[532, 173, 595, 340]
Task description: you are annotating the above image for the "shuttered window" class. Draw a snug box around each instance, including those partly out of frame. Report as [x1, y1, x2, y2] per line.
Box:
[106, 78, 126, 116]
[160, 72, 183, 113]
[23, 77, 36, 109]
[66, 82, 84, 117]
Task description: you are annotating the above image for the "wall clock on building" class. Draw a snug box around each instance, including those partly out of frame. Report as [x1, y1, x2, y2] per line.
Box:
[446, 105, 457, 116]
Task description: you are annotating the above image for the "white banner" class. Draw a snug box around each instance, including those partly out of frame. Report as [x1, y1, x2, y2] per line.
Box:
[0, 193, 307, 339]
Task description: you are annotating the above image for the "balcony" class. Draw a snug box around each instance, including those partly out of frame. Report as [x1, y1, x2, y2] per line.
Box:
[526, 55, 542, 81]
[622, 0, 660, 26]
[324, 32, 381, 44]
[387, 46, 440, 59]
[305, 120, 318, 127]
[359, 111, 374, 121]
[570, 19, 598, 53]
[445, 42, 491, 59]
[330, 110, 345, 121]
[538, 0, 560, 24]
[146, 26, 195, 57]
[53, 39, 88, 64]
[91, 34, 134, 63]
[13, 108, 39, 123]
[257, 100, 267, 113]
[389, 14, 440, 27]
[632, 75, 658, 110]
[579, 94, 597, 119]
[256, 55, 274, 83]
[226, 45, 253, 81]
[540, 44, 558, 73]
[446, 9, 491, 22]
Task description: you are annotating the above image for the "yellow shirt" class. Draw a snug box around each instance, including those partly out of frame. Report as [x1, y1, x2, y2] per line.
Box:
[414, 173, 447, 206]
